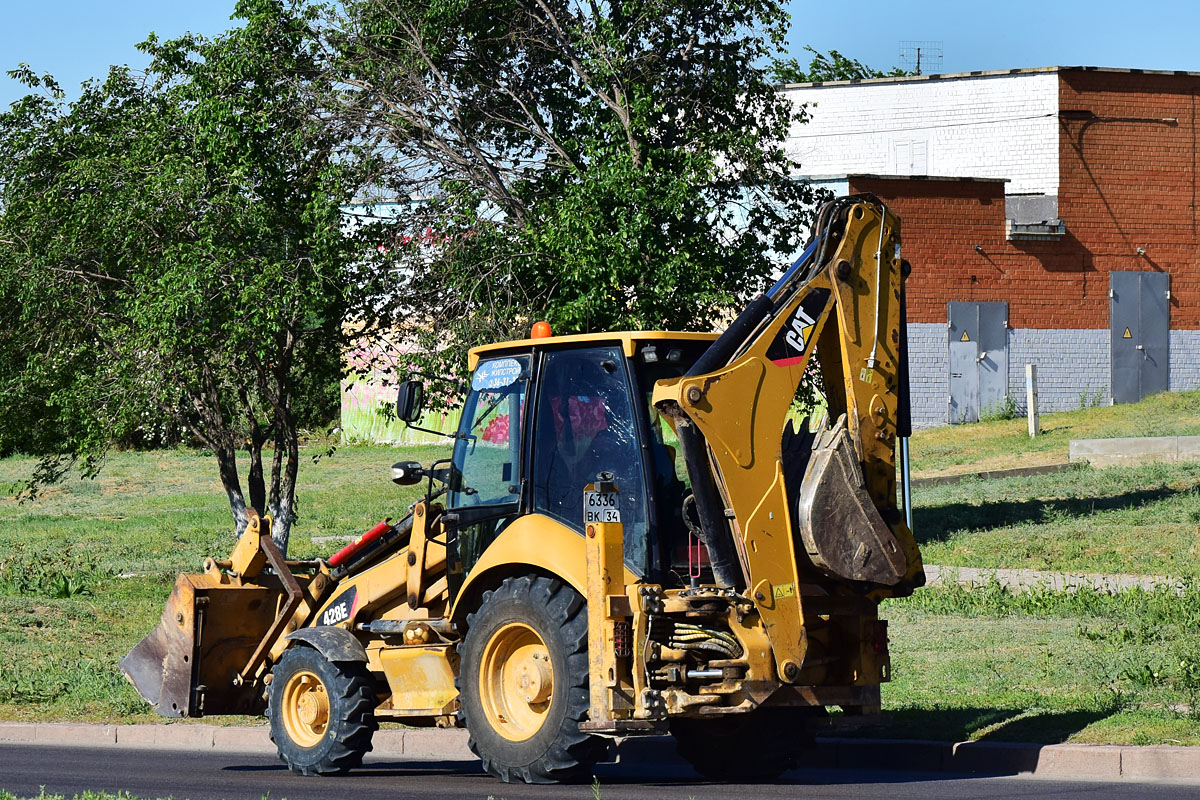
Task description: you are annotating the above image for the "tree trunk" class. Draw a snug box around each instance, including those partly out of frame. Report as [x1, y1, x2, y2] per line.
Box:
[270, 493, 295, 556]
[247, 432, 267, 514]
[239, 385, 269, 515]
[214, 444, 250, 537]
[267, 414, 299, 556]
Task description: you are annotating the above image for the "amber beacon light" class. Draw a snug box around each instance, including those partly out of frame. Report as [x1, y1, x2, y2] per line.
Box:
[531, 320, 552, 339]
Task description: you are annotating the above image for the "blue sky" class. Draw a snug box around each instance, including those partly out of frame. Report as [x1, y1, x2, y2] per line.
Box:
[0, 2, 237, 106]
[780, 0, 1200, 77]
[3, 0, 1200, 107]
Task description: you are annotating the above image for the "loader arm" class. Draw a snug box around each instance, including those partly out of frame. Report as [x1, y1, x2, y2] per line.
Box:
[652, 196, 924, 681]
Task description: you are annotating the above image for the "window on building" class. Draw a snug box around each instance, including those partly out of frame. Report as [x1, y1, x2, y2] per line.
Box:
[894, 139, 929, 174]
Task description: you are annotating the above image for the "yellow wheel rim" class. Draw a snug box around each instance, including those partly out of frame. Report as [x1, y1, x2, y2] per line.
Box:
[479, 621, 554, 742]
[281, 669, 330, 748]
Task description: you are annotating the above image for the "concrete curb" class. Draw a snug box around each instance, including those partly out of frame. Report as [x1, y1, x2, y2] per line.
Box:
[912, 463, 1074, 488]
[924, 564, 1181, 595]
[0, 723, 475, 760]
[4, 723, 1200, 783]
[1070, 435, 1200, 467]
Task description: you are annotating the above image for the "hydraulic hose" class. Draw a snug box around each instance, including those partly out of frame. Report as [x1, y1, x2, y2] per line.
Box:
[897, 270, 912, 438]
[674, 416, 744, 591]
[865, 200, 890, 371]
[686, 293, 774, 379]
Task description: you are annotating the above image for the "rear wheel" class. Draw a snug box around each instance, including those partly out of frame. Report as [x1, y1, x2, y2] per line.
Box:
[670, 707, 820, 781]
[458, 575, 605, 783]
[268, 643, 378, 776]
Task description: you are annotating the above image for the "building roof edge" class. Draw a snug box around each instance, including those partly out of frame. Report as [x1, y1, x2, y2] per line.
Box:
[777, 65, 1200, 91]
[802, 173, 1010, 184]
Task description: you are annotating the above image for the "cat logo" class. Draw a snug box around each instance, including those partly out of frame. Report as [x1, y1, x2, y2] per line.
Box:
[765, 288, 831, 368]
[784, 307, 817, 353]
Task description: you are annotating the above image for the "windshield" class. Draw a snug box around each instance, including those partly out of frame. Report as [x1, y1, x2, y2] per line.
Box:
[450, 355, 530, 507]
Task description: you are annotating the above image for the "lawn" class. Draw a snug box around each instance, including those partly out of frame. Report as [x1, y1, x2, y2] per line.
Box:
[5, 394, 1200, 745]
[909, 389, 1200, 475]
[878, 597, 1200, 746]
[905, 390, 1200, 576]
[0, 444, 446, 723]
[913, 461, 1200, 576]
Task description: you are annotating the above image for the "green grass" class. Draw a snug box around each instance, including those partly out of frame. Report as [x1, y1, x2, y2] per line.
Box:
[910, 389, 1200, 475]
[0, 444, 447, 722]
[913, 460, 1200, 576]
[0, 445, 447, 576]
[875, 583, 1200, 745]
[846, 389, 1200, 744]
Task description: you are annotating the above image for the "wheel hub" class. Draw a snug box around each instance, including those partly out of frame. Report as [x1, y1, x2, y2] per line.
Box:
[298, 689, 329, 728]
[515, 652, 553, 704]
[281, 670, 330, 748]
[479, 622, 555, 741]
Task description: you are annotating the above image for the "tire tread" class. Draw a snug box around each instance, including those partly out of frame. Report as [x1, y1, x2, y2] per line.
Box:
[268, 644, 378, 777]
[457, 575, 605, 784]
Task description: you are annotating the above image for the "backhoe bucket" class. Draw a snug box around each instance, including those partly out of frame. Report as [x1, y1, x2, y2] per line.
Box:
[795, 416, 909, 585]
[121, 571, 286, 718]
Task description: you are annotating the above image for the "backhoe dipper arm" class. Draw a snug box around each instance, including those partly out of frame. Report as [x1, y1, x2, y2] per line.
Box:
[652, 196, 924, 682]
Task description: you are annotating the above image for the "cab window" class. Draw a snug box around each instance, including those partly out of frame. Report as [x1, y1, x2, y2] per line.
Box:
[531, 346, 648, 572]
[450, 355, 529, 508]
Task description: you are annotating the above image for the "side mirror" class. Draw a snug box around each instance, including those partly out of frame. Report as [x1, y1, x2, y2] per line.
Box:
[391, 461, 425, 486]
[396, 380, 425, 424]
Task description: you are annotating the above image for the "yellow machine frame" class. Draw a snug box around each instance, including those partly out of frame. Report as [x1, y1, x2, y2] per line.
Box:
[123, 197, 925, 784]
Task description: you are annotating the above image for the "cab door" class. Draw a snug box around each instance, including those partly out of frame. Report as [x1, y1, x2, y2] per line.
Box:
[447, 354, 531, 593]
[530, 345, 650, 576]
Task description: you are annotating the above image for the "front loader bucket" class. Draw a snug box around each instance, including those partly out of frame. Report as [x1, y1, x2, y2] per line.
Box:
[121, 575, 199, 717]
[121, 571, 288, 718]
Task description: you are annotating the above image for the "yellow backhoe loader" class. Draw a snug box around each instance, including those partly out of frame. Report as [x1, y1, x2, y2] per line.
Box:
[122, 195, 925, 784]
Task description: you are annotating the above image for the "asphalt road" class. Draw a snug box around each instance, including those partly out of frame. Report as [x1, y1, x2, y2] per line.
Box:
[2, 744, 1199, 800]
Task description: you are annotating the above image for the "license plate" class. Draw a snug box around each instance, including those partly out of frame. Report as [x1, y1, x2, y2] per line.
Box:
[584, 490, 620, 523]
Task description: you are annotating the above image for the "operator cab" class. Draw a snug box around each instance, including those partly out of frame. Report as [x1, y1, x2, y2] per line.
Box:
[398, 329, 717, 595]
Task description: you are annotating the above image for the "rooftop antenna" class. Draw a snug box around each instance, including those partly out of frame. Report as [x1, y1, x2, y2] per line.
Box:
[899, 41, 943, 75]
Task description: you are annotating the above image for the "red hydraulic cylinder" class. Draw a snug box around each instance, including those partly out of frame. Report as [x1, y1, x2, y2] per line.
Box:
[327, 519, 392, 568]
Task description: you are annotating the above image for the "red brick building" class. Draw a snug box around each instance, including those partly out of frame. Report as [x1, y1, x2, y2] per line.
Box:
[784, 67, 1200, 425]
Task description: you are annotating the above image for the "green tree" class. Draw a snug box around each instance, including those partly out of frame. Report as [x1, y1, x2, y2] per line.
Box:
[0, 0, 379, 552]
[771, 45, 911, 84]
[328, 0, 816, 369]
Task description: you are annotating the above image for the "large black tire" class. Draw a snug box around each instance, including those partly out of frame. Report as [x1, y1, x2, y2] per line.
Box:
[267, 643, 378, 776]
[670, 707, 820, 781]
[458, 575, 606, 784]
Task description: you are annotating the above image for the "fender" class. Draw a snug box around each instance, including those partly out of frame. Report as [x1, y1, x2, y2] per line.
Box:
[285, 625, 368, 663]
[450, 513, 638, 622]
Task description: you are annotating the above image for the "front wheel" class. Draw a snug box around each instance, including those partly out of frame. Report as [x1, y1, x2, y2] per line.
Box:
[458, 575, 605, 783]
[268, 643, 378, 776]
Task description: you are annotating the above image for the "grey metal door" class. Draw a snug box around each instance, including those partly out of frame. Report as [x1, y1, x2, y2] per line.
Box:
[948, 301, 1009, 423]
[1111, 271, 1169, 404]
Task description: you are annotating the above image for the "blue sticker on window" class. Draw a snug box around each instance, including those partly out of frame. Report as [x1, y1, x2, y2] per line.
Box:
[472, 358, 524, 391]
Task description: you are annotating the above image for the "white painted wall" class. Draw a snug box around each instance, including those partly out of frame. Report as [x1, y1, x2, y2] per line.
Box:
[782, 72, 1061, 195]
